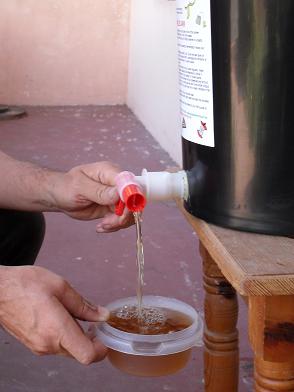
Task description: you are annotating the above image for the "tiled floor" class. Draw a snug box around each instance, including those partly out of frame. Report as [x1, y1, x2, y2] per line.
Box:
[0, 106, 253, 391]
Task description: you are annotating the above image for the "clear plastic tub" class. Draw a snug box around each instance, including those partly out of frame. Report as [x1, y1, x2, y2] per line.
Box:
[96, 296, 203, 376]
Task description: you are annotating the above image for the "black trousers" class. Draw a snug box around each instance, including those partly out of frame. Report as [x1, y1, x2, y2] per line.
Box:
[0, 210, 45, 266]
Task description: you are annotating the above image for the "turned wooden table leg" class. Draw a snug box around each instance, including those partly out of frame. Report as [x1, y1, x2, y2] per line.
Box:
[254, 359, 294, 391]
[249, 296, 294, 391]
[200, 242, 239, 391]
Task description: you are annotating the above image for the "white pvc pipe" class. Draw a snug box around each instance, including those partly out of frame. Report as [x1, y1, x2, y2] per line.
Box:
[135, 169, 189, 202]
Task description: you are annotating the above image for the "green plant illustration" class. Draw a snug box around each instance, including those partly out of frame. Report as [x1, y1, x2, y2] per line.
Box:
[185, 0, 196, 19]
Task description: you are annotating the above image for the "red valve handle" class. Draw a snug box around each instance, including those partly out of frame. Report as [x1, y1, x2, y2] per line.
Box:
[115, 199, 125, 216]
[122, 184, 146, 212]
[114, 171, 146, 216]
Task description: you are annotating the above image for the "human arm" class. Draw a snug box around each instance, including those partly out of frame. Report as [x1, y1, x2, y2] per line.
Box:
[0, 151, 132, 232]
[0, 265, 109, 364]
[0, 151, 59, 211]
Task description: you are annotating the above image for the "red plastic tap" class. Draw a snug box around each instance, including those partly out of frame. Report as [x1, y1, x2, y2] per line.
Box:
[115, 171, 146, 216]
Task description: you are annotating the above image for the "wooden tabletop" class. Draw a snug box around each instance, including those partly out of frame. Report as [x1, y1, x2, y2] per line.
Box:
[178, 202, 294, 296]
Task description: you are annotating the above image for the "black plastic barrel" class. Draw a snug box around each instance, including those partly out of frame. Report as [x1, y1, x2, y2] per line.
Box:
[182, 0, 294, 235]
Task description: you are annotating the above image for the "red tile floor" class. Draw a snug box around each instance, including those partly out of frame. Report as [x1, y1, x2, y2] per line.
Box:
[0, 106, 253, 391]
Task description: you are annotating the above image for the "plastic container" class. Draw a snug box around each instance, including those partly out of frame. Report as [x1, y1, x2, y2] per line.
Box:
[179, 0, 294, 235]
[96, 296, 203, 377]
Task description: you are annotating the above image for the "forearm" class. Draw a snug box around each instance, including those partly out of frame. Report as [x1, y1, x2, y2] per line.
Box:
[0, 151, 62, 211]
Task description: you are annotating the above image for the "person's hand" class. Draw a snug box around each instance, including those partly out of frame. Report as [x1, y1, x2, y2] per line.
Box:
[0, 266, 108, 364]
[50, 161, 134, 232]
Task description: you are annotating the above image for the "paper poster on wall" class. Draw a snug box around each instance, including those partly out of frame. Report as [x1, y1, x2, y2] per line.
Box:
[176, 0, 215, 147]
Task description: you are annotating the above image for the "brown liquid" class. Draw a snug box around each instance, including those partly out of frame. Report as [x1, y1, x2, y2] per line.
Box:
[108, 305, 192, 335]
[108, 349, 192, 377]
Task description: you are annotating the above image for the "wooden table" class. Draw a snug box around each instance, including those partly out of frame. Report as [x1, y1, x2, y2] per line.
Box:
[179, 204, 294, 391]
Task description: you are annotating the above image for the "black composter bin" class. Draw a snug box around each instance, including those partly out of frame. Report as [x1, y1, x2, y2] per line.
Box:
[182, 0, 294, 236]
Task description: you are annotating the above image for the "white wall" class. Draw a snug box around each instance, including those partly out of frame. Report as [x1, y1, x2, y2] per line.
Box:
[127, 0, 182, 165]
[0, 0, 130, 105]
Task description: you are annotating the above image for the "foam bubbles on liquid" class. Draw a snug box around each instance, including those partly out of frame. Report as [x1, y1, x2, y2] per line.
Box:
[108, 305, 192, 335]
[116, 305, 166, 326]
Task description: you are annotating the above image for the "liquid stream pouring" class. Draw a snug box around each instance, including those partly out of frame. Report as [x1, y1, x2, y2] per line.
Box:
[95, 169, 202, 377]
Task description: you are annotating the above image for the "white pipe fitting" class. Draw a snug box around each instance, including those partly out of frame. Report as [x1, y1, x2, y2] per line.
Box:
[135, 169, 189, 202]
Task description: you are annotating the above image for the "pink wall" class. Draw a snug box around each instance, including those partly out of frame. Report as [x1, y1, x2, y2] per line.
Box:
[0, 0, 130, 105]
